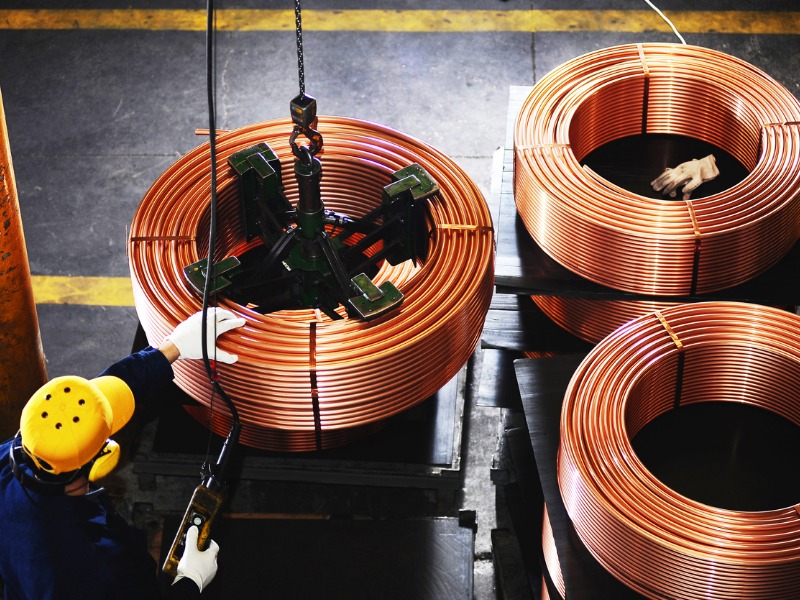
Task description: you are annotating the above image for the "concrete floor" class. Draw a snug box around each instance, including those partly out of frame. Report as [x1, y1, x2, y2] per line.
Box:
[2, 2, 799, 598]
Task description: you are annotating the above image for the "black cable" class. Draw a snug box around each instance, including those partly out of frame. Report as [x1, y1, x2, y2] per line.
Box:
[201, 0, 240, 487]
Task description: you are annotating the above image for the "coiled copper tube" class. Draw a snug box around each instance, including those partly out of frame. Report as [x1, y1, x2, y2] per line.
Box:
[515, 43, 800, 297]
[531, 295, 678, 344]
[540, 577, 552, 600]
[129, 116, 494, 451]
[522, 350, 563, 359]
[541, 503, 566, 599]
[558, 301, 800, 599]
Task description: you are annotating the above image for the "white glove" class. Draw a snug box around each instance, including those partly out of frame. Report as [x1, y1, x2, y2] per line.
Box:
[173, 525, 219, 593]
[651, 154, 719, 200]
[166, 307, 246, 364]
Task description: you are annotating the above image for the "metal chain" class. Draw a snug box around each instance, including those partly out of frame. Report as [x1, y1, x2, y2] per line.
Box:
[294, 0, 305, 96]
[289, 0, 322, 159]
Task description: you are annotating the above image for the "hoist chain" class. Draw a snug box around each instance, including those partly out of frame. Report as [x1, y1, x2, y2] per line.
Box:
[290, 0, 322, 162]
[294, 0, 305, 96]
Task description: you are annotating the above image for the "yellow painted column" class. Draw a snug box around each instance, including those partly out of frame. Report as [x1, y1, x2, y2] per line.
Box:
[0, 86, 47, 439]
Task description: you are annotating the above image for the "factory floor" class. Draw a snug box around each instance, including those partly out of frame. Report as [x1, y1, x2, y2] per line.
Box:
[2, 1, 799, 599]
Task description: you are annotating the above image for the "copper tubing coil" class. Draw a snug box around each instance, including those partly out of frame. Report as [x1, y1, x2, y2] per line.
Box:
[128, 116, 494, 452]
[522, 350, 564, 359]
[531, 295, 793, 345]
[558, 301, 800, 599]
[514, 43, 800, 296]
[541, 503, 566, 599]
[532, 295, 679, 344]
[539, 575, 550, 600]
[540, 578, 552, 600]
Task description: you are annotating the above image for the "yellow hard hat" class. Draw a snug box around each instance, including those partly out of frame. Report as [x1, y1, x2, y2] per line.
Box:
[19, 375, 134, 476]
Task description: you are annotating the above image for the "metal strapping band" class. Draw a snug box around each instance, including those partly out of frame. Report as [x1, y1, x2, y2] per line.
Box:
[638, 43, 650, 134]
[685, 200, 702, 295]
[437, 224, 493, 232]
[656, 310, 686, 410]
[309, 321, 322, 451]
[129, 235, 195, 242]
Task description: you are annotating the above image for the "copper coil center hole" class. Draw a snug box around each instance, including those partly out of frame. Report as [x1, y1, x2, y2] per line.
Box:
[568, 77, 758, 200]
[582, 134, 749, 200]
[633, 402, 800, 511]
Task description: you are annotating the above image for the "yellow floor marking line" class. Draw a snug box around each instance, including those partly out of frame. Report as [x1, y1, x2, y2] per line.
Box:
[17, 8, 798, 306]
[0, 9, 797, 34]
[32, 275, 134, 307]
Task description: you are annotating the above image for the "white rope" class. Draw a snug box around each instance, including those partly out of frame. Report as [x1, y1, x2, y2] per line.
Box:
[644, 0, 687, 44]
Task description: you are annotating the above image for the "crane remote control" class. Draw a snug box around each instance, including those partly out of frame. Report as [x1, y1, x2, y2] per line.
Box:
[162, 482, 227, 577]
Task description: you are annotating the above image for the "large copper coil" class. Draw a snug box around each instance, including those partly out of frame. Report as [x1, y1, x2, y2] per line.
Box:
[540, 577, 552, 600]
[522, 350, 563, 360]
[129, 116, 494, 452]
[558, 301, 800, 599]
[531, 295, 679, 344]
[541, 503, 565, 599]
[514, 43, 800, 296]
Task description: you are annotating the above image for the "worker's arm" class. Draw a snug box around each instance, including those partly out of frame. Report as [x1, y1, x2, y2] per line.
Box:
[98, 346, 175, 404]
[157, 339, 181, 364]
[98, 307, 246, 403]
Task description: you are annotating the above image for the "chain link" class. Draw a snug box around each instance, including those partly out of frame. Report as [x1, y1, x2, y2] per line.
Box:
[294, 0, 305, 96]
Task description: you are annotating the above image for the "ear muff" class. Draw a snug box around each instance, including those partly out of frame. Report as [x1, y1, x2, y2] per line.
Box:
[8, 433, 27, 481]
[87, 440, 120, 482]
[8, 432, 80, 495]
[9, 431, 120, 491]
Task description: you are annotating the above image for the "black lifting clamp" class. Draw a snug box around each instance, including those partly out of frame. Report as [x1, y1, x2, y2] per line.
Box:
[183, 94, 440, 322]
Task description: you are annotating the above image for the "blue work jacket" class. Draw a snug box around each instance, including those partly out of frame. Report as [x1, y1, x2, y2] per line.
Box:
[0, 346, 198, 599]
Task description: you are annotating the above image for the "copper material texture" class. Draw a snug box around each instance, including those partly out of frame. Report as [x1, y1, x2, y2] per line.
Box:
[531, 295, 680, 344]
[557, 301, 800, 599]
[522, 350, 563, 359]
[0, 87, 47, 439]
[129, 116, 494, 452]
[514, 43, 800, 297]
[540, 578, 552, 600]
[541, 503, 565, 599]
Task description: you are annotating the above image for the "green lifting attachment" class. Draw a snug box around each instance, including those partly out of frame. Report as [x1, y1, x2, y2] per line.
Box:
[228, 143, 292, 245]
[382, 164, 440, 266]
[183, 98, 439, 321]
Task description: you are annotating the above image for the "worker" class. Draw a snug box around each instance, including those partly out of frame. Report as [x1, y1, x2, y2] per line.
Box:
[0, 307, 246, 599]
[651, 153, 719, 200]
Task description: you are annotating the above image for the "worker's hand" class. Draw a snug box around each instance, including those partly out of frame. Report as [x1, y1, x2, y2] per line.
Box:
[173, 526, 219, 593]
[651, 154, 719, 200]
[166, 307, 246, 364]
